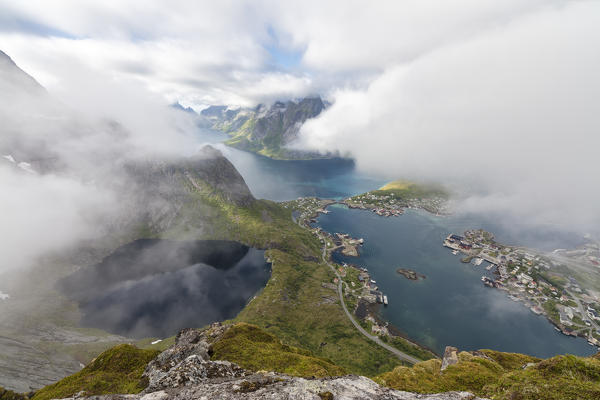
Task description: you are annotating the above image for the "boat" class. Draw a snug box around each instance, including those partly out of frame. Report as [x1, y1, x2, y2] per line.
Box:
[383, 295, 388, 306]
[486, 264, 495, 271]
[452, 250, 459, 255]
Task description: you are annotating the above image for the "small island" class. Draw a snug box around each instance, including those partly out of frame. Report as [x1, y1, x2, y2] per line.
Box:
[397, 268, 426, 281]
[344, 180, 449, 216]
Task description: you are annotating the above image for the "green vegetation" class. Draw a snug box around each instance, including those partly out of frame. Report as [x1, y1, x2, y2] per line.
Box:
[376, 350, 600, 399]
[32, 345, 159, 400]
[233, 248, 402, 376]
[386, 337, 437, 362]
[542, 300, 560, 321]
[345, 179, 448, 215]
[160, 171, 402, 376]
[210, 323, 346, 377]
[0, 387, 29, 400]
[218, 98, 328, 160]
[224, 116, 291, 160]
[135, 336, 176, 352]
[375, 180, 448, 200]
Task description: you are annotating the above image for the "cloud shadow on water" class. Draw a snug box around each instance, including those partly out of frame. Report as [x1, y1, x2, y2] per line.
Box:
[59, 239, 271, 338]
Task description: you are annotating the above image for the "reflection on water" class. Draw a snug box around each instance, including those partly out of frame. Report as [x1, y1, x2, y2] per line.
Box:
[193, 127, 386, 201]
[316, 205, 595, 358]
[193, 127, 594, 357]
[59, 239, 271, 338]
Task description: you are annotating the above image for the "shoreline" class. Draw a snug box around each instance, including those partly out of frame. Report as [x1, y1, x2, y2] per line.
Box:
[286, 197, 443, 360]
[289, 196, 600, 358]
[443, 230, 600, 349]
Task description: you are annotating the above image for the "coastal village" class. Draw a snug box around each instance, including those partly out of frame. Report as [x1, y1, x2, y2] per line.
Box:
[343, 184, 449, 216]
[285, 190, 600, 355]
[443, 229, 600, 349]
[284, 197, 389, 306]
[284, 195, 436, 359]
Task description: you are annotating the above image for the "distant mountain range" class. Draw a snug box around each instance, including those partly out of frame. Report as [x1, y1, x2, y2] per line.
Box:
[200, 97, 332, 160]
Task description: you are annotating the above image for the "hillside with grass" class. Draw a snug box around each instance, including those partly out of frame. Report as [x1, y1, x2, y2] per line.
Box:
[31, 345, 159, 400]
[203, 97, 329, 160]
[376, 180, 448, 200]
[376, 349, 600, 400]
[19, 324, 600, 400]
[345, 179, 449, 215]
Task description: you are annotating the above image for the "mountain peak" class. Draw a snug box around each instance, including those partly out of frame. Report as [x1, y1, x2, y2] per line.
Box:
[0, 49, 46, 95]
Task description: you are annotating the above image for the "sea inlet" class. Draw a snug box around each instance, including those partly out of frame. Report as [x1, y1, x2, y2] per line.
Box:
[315, 204, 596, 358]
[59, 239, 271, 338]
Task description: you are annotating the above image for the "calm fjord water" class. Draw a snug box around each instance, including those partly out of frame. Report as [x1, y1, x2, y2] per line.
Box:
[197, 128, 594, 357]
[315, 205, 595, 358]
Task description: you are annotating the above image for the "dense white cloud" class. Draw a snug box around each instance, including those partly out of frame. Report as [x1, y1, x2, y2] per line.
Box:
[0, 0, 599, 239]
[0, 166, 115, 271]
[2, 1, 561, 108]
[297, 1, 600, 231]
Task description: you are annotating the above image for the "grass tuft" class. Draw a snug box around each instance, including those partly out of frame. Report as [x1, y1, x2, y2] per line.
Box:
[210, 323, 346, 378]
[31, 344, 159, 400]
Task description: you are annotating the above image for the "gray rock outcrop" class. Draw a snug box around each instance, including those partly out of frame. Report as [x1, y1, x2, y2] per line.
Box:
[57, 325, 486, 400]
[441, 346, 459, 371]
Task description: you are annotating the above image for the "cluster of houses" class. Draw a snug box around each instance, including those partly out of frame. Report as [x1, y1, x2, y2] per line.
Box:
[445, 230, 600, 347]
[356, 267, 387, 305]
[344, 192, 447, 217]
[345, 193, 405, 217]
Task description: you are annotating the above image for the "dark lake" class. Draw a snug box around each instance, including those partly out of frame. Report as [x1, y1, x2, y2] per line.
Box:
[60, 239, 271, 338]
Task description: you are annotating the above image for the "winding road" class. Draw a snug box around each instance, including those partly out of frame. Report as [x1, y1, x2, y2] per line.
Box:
[320, 239, 421, 364]
[293, 207, 421, 364]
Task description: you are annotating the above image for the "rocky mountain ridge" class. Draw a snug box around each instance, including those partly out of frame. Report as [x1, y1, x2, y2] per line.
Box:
[201, 97, 328, 159]
[0, 50, 258, 392]
[36, 324, 483, 400]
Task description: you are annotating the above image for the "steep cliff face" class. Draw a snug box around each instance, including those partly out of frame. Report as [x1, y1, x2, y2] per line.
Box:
[0, 50, 259, 393]
[118, 145, 255, 235]
[203, 97, 327, 159]
[0, 144, 257, 393]
[0, 50, 46, 95]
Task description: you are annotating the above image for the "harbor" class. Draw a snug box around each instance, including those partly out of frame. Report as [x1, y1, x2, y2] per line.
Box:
[443, 230, 600, 348]
[314, 205, 596, 357]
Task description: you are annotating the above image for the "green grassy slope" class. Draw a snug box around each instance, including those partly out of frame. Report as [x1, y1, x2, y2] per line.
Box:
[210, 323, 346, 377]
[0, 387, 29, 400]
[160, 172, 403, 376]
[31, 345, 159, 400]
[374, 180, 448, 200]
[376, 350, 600, 400]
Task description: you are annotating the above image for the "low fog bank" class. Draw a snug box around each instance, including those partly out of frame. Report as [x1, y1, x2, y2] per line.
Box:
[0, 51, 204, 273]
[296, 1, 600, 236]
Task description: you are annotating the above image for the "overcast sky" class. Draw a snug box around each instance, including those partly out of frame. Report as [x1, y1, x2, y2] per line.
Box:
[1, 0, 576, 109]
[1, 0, 599, 239]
